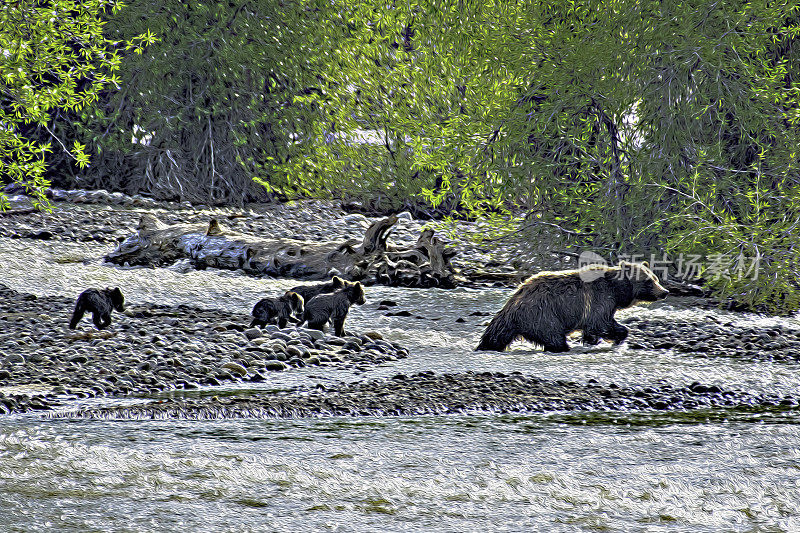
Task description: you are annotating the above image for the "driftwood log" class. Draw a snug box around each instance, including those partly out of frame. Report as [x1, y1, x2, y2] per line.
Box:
[105, 214, 459, 288]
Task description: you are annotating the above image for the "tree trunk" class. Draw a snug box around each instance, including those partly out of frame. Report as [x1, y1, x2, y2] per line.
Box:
[105, 214, 459, 288]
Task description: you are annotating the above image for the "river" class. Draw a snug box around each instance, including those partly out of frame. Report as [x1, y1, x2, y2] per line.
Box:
[1, 237, 799, 531]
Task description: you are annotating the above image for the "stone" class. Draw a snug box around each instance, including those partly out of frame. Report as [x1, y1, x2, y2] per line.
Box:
[4, 353, 25, 365]
[265, 360, 287, 371]
[244, 328, 263, 340]
[297, 327, 324, 341]
[221, 362, 247, 376]
[343, 213, 369, 225]
[286, 345, 306, 358]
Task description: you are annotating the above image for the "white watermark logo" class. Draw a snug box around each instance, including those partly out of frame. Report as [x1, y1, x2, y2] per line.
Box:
[577, 252, 760, 282]
[577, 250, 609, 281]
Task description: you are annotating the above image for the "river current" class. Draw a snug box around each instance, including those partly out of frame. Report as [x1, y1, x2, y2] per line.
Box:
[1, 237, 799, 531]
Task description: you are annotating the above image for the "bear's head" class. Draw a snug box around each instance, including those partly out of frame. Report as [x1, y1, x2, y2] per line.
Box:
[107, 287, 125, 311]
[344, 280, 366, 305]
[615, 261, 668, 302]
[284, 291, 305, 314]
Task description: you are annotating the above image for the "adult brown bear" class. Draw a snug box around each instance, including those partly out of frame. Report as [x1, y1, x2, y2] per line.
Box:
[476, 261, 668, 352]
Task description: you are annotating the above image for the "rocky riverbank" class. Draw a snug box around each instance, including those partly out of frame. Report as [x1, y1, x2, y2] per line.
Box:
[0, 283, 407, 414]
[623, 314, 800, 362]
[3, 271, 800, 418]
[50, 370, 798, 420]
[2, 189, 800, 420]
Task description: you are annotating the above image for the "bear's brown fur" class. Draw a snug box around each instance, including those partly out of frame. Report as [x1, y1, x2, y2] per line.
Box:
[476, 261, 668, 352]
[250, 291, 305, 329]
[302, 280, 366, 337]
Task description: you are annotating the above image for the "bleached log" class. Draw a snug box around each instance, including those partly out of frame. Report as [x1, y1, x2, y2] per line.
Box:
[105, 215, 459, 288]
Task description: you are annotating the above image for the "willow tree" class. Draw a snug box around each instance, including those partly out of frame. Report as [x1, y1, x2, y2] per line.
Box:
[70, 0, 328, 204]
[0, 0, 154, 210]
[281, 0, 800, 313]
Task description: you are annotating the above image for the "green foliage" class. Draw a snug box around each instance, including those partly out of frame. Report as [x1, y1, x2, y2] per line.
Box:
[279, 0, 533, 211]
[3, 0, 798, 312]
[0, 0, 154, 209]
[76, 0, 328, 204]
[282, 0, 800, 313]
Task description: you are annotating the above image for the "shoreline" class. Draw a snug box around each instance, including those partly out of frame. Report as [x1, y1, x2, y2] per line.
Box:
[1, 190, 799, 419]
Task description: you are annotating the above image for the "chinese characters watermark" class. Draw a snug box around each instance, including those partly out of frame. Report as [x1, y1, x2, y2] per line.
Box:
[577, 251, 760, 282]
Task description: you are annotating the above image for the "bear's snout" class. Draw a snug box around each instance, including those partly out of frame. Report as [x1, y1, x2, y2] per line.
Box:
[656, 288, 669, 299]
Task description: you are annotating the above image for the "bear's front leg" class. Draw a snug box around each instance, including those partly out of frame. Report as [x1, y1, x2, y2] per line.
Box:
[332, 316, 346, 337]
[93, 312, 111, 330]
[608, 322, 628, 344]
[582, 330, 601, 345]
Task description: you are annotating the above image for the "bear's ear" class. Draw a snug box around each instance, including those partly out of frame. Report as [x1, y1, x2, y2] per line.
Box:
[331, 276, 344, 287]
[641, 261, 650, 268]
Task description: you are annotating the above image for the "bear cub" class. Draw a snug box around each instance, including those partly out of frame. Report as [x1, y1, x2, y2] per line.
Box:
[289, 275, 345, 302]
[476, 261, 668, 353]
[69, 287, 126, 330]
[302, 280, 366, 337]
[250, 291, 305, 329]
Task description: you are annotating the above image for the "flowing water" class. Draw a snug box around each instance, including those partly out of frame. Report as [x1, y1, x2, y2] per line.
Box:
[1, 237, 800, 532]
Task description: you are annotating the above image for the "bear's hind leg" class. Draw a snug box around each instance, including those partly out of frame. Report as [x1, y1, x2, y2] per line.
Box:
[476, 316, 518, 352]
[69, 304, 85, 329]
[305, 315, 328, 331]
[524, 332, 570, 353]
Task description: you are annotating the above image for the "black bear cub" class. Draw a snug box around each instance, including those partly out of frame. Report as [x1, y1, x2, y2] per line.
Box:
[69, 287, 126, 330]
[302, 280, 366, 337]
[250, 291, 305, 328]
[289, 276, 345, 302]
